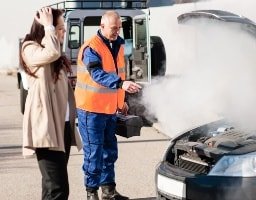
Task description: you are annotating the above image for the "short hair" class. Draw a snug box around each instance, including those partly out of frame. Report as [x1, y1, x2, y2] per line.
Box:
[101, 10, 121, 25]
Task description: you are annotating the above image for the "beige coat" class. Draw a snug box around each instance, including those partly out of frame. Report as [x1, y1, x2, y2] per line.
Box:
[22, 29, 82, 156]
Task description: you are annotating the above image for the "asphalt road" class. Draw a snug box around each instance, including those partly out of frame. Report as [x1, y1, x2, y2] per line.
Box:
[0, 74, 170, 200]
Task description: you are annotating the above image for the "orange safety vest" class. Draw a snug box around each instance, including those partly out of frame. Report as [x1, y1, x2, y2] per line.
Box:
[75, 35, 125, 114]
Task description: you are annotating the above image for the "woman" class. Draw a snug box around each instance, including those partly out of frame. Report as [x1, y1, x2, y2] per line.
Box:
[20, 7, 82, 200]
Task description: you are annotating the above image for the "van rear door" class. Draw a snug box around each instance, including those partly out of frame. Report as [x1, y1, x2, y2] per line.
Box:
[132, 14, 151, 84]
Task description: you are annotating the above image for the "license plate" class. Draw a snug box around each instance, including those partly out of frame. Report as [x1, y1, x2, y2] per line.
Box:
[157, 174, 186, 198]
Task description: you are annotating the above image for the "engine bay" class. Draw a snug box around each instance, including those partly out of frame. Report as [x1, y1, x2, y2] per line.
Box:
[169, 120, 256, 174]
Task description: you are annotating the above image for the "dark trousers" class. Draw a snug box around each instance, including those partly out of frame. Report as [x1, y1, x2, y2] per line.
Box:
[36, 121, 72, 200]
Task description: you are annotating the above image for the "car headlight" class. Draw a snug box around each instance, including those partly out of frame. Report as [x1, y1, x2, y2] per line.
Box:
[209, 152, 256, 177]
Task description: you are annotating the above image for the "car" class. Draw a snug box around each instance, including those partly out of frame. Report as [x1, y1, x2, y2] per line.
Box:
[155, 9, 256, 200]
[155, 119, 256, 200]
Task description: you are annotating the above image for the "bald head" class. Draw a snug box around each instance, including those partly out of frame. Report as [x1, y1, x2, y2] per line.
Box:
[100, 10, 122, 41]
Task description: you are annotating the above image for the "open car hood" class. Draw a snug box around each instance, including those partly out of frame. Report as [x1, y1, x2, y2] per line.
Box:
[178, 9, 256, 26]
[177, 9, 256, 36]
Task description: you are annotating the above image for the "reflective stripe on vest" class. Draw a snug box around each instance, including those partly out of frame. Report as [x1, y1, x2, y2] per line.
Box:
[76, 66, 125, 74]
[76, 81, 117, 93]
[75, 35, 125, 114]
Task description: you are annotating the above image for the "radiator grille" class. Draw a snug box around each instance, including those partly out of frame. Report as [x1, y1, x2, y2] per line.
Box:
[176, 157, 210, 174]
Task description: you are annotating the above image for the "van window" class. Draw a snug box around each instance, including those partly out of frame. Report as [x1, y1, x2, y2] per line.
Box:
[134, 19, 147, 47]
[83, 16, 101, 41]
[68, 25, 80, 49]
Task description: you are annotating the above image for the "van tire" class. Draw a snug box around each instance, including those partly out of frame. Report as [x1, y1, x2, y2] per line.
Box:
[20, 81, 27, 114]
[150, 36, 166, 76]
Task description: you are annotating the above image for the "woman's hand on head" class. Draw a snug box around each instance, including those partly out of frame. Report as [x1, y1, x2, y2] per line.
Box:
[35, 7, 53, 27]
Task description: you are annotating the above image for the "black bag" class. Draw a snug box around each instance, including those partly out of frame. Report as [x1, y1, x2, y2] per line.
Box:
[116, 114, 143, 138]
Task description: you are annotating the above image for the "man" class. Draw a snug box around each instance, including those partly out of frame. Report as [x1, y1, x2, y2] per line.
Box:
[75, 10, 141, 200]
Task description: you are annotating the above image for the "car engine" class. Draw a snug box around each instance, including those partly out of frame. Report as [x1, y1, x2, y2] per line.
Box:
[168, 120, 256, 175]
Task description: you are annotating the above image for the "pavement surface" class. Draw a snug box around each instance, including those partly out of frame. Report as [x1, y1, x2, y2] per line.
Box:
[0, 73, 170, 200]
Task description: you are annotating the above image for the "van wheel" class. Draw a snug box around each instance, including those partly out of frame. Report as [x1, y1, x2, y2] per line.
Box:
[150, 36, 166, 77]
[20, 81, 27, 114]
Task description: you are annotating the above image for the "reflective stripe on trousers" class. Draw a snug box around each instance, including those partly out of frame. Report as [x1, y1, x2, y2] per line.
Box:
[77, 109, 118, 189]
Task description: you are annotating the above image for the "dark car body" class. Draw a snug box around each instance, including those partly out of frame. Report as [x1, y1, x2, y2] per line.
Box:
[156, 119, 256, 200]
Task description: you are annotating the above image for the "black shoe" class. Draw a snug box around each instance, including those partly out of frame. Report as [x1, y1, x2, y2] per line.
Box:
[87, 190, 99, 200]
[101, 185, 129, 200]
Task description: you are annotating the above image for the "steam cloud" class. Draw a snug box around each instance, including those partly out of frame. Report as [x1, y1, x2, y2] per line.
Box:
[142, 3, 256, 137]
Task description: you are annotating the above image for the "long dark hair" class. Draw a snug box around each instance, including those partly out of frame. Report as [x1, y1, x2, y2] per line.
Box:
[20, 8, 71, 83]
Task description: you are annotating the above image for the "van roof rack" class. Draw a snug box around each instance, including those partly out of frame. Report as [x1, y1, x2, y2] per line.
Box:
[49, 0, 147, 11]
